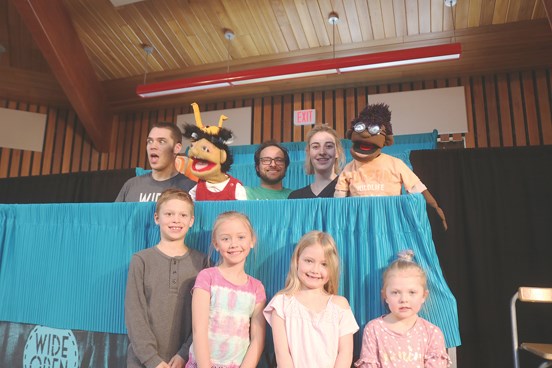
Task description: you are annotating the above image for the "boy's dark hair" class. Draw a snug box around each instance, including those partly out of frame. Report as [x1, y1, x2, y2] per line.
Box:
[151, 122, 183, 145]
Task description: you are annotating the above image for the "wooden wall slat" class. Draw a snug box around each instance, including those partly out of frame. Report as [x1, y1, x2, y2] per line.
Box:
[282, 95, 292, 143]
[21, 148, 32, 176]
[509, 72, 528, 146]
[62, 110, 76, 173]
[31, 106, 48, 176]
[71, 121, 83, 173]
[324, 90, 334, 130]
[114, 114, 127, 170]
[17, 103, 33, 176]
[436, 79, 447, 89]
[462, 76, 475, 148]
[40, 108, 56, 175]
[90, 148, 100, 172]
[314, 91, 323, 125]
[3, 101, 18, 176]
[452, 134, 463, 142]
[485, 76, 501, 147]
[1, 67, 551, 179]
[81, 135, 91, 172]
[301, 92, 312, 138]
[521, 70, 541, 145]
[535, 69, 552, 144]
[0, 148, 9, 178]
[138, 112, 149, 169]
[496, 74, 514, 147]
[9, 149, 21, 177]
[334, 89, 345, 139]
[262, 98, 273, 142]
[51, 109, 68, 174]
[128, 112, 141, 169]
[107, 114, 119, 170]
[121, 113, 134, 169]
[253, 97, 263, 144]
[272, 96, 283, 142]
[471, 76, 489, 147]
[20, 103, 38, 176]
[345, 88, 356, 131]
[356, 86, 367, 117]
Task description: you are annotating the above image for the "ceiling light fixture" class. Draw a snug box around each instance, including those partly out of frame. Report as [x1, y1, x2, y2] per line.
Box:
[328, 11, 339, 25]
[136, 43, 462, 98]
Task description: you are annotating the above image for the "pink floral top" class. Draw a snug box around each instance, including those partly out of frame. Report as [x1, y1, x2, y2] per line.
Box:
[355, 315, 451, 368]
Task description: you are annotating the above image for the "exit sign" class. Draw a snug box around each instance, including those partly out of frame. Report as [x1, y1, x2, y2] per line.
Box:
[293, 109, 316, 126]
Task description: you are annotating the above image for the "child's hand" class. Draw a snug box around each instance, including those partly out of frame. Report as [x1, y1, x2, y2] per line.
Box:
[168, 354, 186, 368]
[155, 362, 170, 368]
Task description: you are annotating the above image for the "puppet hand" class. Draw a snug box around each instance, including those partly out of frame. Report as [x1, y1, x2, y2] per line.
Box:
[435, 206, 448, 231]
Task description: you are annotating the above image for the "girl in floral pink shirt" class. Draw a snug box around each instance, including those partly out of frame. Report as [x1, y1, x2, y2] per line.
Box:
[355, 250, 451, 368]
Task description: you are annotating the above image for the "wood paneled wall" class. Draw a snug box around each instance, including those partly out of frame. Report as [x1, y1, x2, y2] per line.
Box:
[1, 67, 551, 179]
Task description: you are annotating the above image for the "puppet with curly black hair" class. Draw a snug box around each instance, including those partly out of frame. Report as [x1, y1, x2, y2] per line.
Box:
[183, 103, 246, 201]
[334, 103, 447, 230]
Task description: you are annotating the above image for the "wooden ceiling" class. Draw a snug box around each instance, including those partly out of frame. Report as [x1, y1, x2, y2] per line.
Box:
[1, 0, 551, 151]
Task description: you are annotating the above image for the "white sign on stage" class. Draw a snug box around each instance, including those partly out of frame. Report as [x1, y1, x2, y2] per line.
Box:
[368, 86, 468, 135]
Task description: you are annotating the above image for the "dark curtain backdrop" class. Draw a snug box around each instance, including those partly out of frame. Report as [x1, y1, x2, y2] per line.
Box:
[0, 168, 134, 203]
[411, 146, 552, 368]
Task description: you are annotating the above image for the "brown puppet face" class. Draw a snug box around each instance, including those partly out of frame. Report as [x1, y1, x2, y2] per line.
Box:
[347, 103, 395, 163]
[187, 137, 228, 182]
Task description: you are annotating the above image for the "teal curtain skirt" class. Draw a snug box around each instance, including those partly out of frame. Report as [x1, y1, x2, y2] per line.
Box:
[0, 194, 460, 347]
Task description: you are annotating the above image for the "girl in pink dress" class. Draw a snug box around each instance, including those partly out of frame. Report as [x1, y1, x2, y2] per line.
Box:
[264, 231, 359, 368]
[355, 250, 451, 368]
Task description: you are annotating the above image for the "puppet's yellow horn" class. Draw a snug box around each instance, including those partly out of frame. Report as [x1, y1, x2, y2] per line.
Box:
[191, 103, 204, 129]
[218, 115, 228, 128]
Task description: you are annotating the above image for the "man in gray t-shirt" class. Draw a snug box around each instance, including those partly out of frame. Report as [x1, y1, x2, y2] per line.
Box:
[115, 122, 195, 202]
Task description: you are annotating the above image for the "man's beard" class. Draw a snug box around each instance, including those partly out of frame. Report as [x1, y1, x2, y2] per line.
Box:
[259, 170, 285, 185]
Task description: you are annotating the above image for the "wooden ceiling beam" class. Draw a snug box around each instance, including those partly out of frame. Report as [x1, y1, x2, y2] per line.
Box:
[10, 0, 112, 152]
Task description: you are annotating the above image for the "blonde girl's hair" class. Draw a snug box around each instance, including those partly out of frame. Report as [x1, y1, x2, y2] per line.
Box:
[304, 124, 346, 175]
[155, 188, 194, 214]
[382, 250, 428, 291]
[280, 231, 340, 295]
[210, 211, 257, 264]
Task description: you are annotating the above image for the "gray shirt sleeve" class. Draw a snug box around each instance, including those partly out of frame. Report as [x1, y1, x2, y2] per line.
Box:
[125, 254, 164, 368]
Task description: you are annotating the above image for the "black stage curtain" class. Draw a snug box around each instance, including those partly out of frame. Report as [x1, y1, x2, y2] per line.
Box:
[411, 146, 552, 368]
[0, 168, 135, 203]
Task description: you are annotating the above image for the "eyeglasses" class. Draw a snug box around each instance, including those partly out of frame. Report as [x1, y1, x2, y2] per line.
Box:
[353, 123, 386, 136]
[259, 157, 286, 165]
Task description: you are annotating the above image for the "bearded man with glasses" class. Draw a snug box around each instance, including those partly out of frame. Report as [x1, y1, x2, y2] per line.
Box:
[245, 141, 293, 200]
